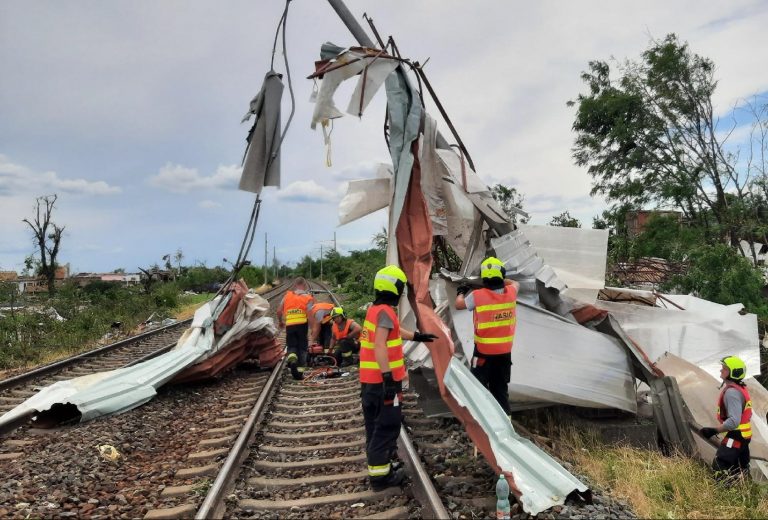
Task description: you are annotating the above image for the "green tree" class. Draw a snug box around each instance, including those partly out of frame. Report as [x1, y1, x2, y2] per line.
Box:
[549, 210, 582, 228]
[570, 34, 745, 239]
[491, 184, 530, 225]
[631, 215, 703, 261]
[665, 244, 768, 320]
[371, 227, 388, 253]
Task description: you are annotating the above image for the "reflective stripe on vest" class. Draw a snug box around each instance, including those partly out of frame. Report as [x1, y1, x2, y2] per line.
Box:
[716, 382, 752, 440]
[284, 291, 312, 326]
[359, 304, 405, 383]
[472, 285, 517, 355]
[332, 318, 353, 340]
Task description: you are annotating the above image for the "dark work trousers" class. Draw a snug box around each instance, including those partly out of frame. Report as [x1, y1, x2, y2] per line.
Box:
[286, 323, 309, 366]
[713, 440, 750, 478]
[319, 322, 333, 348]
[334, 338, 360, 365]
[361, 382, 402, 483]
[471, 348, 512, 416]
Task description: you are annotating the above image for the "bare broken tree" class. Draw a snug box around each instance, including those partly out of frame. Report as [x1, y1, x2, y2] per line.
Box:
[23, 195, 65, 296]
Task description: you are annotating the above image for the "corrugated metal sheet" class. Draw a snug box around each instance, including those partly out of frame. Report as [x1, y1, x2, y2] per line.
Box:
[0, 291, 276, 429]
[444, 358, 588, 515]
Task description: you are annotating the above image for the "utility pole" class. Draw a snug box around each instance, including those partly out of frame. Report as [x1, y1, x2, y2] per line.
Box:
[334, 231, 337, 251]
[320, 244, 324, 282]
[272, 246, 276, 281]
[264, 233, 268, 286]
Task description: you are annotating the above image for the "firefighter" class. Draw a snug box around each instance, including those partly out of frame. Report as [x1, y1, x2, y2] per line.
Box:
[361, 265, 437, 490]
[309, 301, 335, 348]
[328, 306, 361, 366]
[276, 278, 315, 380]
[454, 256, 519, 416]
[699, 356, 752, 479]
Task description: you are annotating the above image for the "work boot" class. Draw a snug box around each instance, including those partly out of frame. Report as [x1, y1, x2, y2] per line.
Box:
[370, 467, 405, 491]
[288, 362, 303, 381]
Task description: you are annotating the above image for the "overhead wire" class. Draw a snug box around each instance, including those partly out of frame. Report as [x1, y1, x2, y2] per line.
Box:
[223, 0, 296, 293]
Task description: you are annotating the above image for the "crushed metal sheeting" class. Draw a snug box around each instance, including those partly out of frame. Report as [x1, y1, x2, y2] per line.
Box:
[595, 294, 760, 379]
[0, 281, 278, 429]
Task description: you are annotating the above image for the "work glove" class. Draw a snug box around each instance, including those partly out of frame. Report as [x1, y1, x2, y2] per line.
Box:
[456, 284, 471, 296]
[699, 427, 718, 439]
[413, 331, 438, 343]
[382, 372, 400, 403]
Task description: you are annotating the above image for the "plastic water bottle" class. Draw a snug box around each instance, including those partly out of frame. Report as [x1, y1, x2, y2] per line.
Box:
[496, 474, 510, 520]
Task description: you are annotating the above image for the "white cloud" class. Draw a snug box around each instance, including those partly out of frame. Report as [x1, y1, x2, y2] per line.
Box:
[199, 200, 222, 209]
[276, 180, 338, 204]
[148, 163, 241, 193]
[0, 154, 121, 196]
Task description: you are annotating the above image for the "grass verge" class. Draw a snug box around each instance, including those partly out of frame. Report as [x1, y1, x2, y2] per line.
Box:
[548, 424, 768, 519]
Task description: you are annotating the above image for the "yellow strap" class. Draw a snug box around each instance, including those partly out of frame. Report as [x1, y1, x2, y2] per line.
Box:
[363, 320, 376, 329]
[476, 302, 515, 312]
[368, 463, 390, 476]
[361, 339, 401, 349]
[476, 319, 515, 330]
[360, 359, 404, 370]
[474, 335, 514, 344]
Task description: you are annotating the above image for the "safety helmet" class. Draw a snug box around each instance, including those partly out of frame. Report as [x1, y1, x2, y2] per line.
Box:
[480, 256, 506, 280]
[330, 306, 345, 319]
[721, 356, 747, 381]
[374, 265, 407, 296]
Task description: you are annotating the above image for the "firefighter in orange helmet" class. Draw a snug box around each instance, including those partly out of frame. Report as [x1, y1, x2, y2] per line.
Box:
[455, 256, 519, 416]
[360, 265, 437, 490]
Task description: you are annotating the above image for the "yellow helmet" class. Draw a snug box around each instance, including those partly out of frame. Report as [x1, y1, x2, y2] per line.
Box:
[721, 356, 747, 381]
[330, 306, 345, 319]
[374, 265, 407, 296]
[480, 256, 506, 280]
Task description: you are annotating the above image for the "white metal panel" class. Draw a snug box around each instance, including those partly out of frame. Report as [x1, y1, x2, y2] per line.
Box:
[450, 301, 637, 412]
[596, 298, 760, 378]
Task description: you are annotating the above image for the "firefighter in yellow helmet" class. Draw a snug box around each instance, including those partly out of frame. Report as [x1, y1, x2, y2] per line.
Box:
[328, 306, 362, 366]
[360, 265, 437, 490]
[699, 356, 752, 478]
[455, 256, 519, 416]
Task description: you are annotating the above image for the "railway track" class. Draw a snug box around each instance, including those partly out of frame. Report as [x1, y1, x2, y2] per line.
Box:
[0, 280, 448, 519]
[0, 279, 637, 519]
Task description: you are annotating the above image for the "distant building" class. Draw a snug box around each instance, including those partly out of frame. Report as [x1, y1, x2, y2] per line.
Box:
[71, 272, 142, 287]
[625, 210, 682, 238]
[0, 271, 18, 282]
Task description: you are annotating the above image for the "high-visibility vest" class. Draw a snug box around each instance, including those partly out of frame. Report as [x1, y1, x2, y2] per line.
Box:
[359, 304, 405, 383]
[332, 318, 353, 340]
[716, 382, 752, 440]
[283, 291, 313, 326]
[313, 302, 335, 322]
[472, 285, 517, 355]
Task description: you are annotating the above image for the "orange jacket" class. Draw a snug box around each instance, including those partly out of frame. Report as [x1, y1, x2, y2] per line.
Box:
[283, 291, 313, 326]
[472, 285, 517, 355]
[359, 304, 405, 383]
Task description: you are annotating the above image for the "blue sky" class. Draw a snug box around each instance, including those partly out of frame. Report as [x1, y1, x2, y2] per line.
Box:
[2, 1, 768, 274]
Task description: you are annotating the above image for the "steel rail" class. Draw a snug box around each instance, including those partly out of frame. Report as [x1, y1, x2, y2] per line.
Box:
[0, 318, 192, 391]
[195, 356, 286, 519]
[398, 428, 450, 519]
